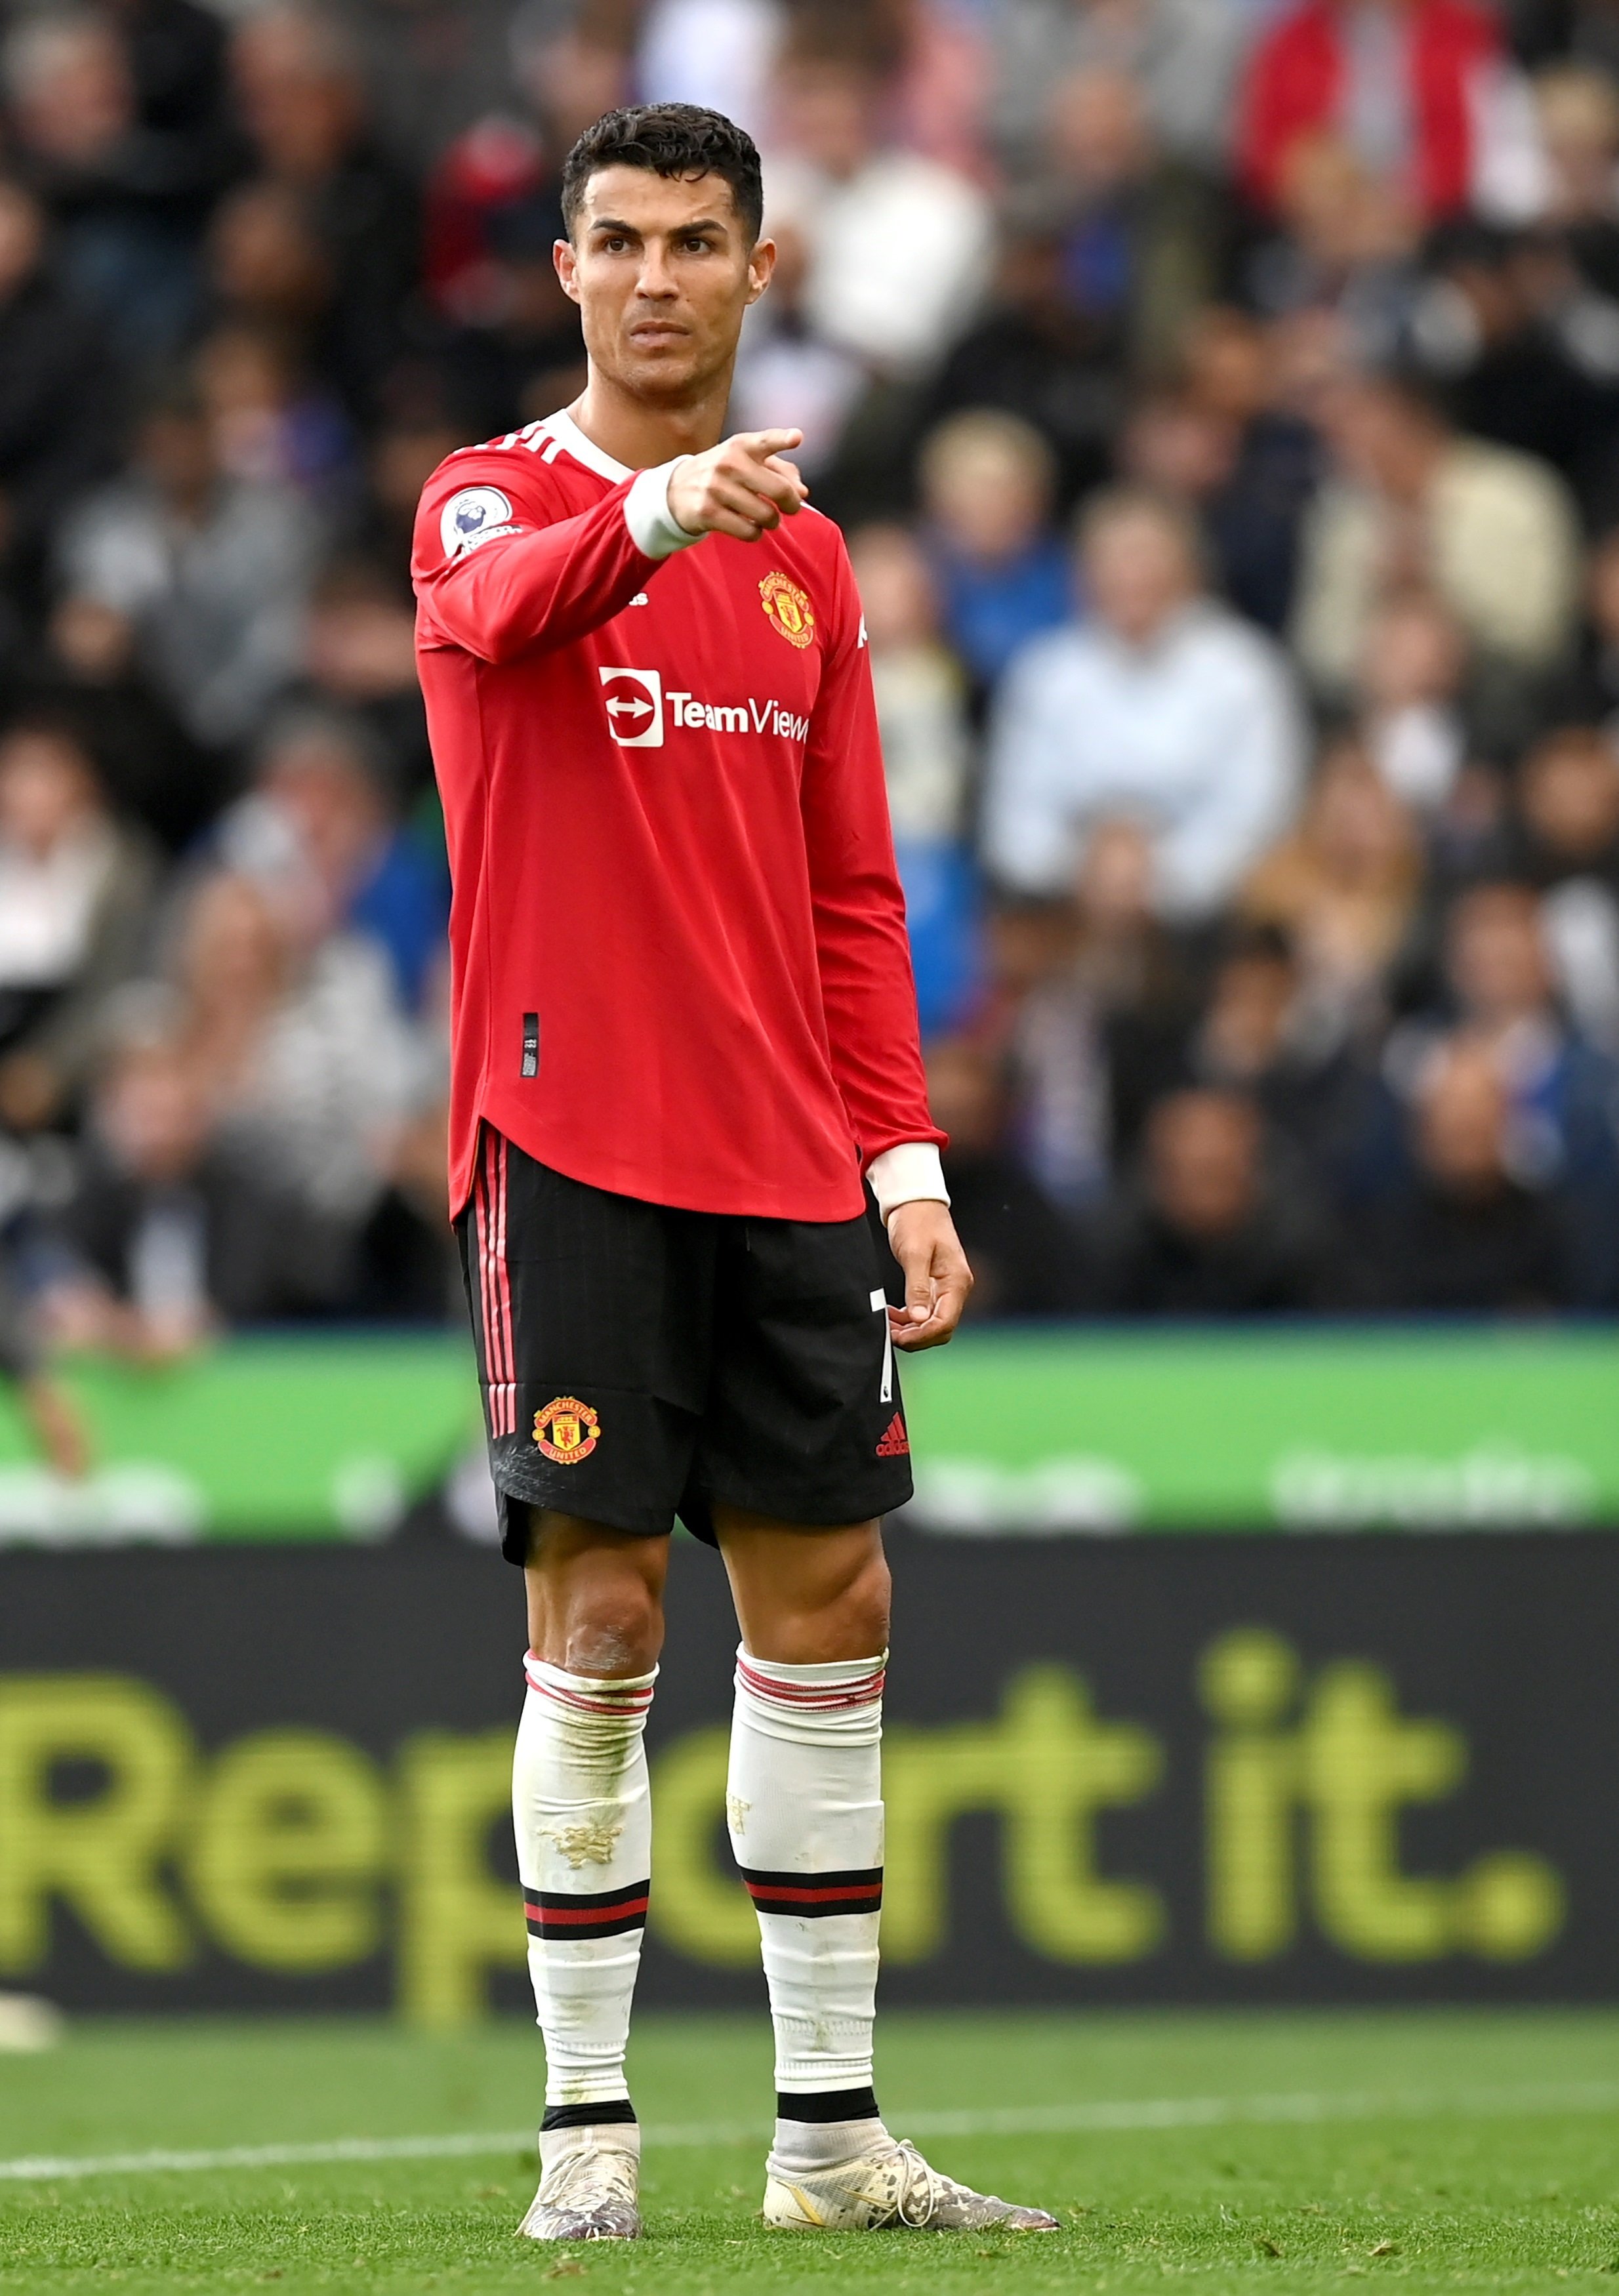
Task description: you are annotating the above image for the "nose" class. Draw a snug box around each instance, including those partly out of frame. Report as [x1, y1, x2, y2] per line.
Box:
[635, 243, 679, 300]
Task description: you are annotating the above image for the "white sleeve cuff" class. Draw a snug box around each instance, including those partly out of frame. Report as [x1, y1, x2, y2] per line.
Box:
[867, 1141, 949, 1225]
[623, 457, 703, 559]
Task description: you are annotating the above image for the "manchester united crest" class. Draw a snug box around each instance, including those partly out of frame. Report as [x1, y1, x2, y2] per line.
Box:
[760, 570, 815, 649]
[533, 1396, 600, 1464]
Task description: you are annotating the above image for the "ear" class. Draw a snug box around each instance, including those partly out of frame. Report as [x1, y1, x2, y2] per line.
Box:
[554, 236, 581, 306]
[743, 234, 777, 309]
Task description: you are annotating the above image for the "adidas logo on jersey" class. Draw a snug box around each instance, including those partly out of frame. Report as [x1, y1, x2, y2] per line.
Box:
[598, 667, 809, 748]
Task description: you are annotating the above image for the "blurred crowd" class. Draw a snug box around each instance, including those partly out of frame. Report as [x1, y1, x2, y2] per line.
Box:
[1, 0, 1618, 1403]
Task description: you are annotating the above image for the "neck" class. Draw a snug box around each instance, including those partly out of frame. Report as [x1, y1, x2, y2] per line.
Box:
[568, 362, 734, 472]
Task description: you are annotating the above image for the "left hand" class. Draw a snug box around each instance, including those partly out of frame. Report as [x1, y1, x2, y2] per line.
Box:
[885, 1201, 972, 1351]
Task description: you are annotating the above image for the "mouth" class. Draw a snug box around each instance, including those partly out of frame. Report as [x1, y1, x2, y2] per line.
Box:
[628, 322, 689, 348]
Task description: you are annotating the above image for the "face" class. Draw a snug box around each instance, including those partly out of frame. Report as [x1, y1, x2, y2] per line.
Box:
[923, 438, 1051, 563]
[1309, 745, 1411, 874]
[1522, 736, 1619, 858]
[1083, 510, 1197, 646]
[556, 167, 772, 407]
[1447, 890, 1552, 1021]
[1360, 596, 1463, 707]
[1075, 817, 1154, 930]
[139, 411, 217, 502]
[102, 1051, 211, 1184]
[1148, 1092, 1261, 1240]
[0, 732, 99, 853]
[1416, 1044, 1509, 1191]
[180, 876, 287, 1006]
[848, 525, 939, 651]
[1322, 382, 1438, 501]
[923, 1039, 1002, 1154]
[1202, 954, 1295, 1077]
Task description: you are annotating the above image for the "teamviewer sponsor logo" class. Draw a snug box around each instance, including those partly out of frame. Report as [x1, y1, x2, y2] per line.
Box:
[599, 666, 663, 747]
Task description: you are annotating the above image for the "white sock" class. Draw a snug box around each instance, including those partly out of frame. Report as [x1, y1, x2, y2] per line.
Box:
[726, 1646, 887, 2153]
[512, 1652, 655, 2127]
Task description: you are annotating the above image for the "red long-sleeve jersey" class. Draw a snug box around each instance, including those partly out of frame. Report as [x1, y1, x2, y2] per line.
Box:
[413, 409, 941, 1223]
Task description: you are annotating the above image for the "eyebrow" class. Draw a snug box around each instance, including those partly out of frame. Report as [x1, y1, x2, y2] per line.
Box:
[586, 215, 728, 236]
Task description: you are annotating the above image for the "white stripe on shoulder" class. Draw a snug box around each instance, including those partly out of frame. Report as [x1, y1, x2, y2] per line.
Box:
[536, 406, 634, 483]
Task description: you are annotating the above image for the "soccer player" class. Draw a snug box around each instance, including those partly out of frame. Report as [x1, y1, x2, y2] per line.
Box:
[413, 104, 1057, 2242]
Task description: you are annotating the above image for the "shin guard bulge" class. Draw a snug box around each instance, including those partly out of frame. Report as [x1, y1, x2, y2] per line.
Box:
[513, 1654, 656, 2125]
[726, 1648, 886, 2120]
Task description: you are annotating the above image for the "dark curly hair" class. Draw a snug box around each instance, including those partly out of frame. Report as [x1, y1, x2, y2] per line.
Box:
[560, 104, 764, 245]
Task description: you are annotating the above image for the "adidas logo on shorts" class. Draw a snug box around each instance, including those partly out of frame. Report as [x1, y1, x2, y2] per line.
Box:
[876, 1414, 910, 1458]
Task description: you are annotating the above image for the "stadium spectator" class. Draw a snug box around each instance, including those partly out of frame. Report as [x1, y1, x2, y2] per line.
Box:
[1005, 816, 1195, 1202]
[1356, 1033, 1575, 1307]
[993, 0, 1245, 174]
[1353, 588, 1471, 809]
[917, 408, 1071, 691]
[1292, 367, 1581, 699]
[194, 319, 358, 504]
[1239, 735, 1424, 1028]
[47, 1029, 341, 1354]
[1187, 924, 1378, 1188]
[1160, 304, 1321, 632]
[0, 722, 159, 1136]
[924, 204, 1125, 504]
[431, 188, 584, 443]
[1033, 66, 1225, 383]
[167, 869, 422, 1226]
[297, 556, 433, 797]
[230, 3, 420, 421]
[729, 219, 871, 487]
[1408, 221, 1619, 495]
[211, 707, 446, 1010]
[55, 381, 321, 751]
[1236, 0, 1547, 225]
[1387, 883, 1619, 1283]
[847, 522, 979, 1034]
[983, 483, 1305, 917]
[0, 179, 121, 644]
[2, 7, 223, 362]
[1553, 520, 1619, 726]
[22, 594, 215, 855]
[1097, 1084, 1334, 1311]
[925, 1033, 1088, 1317]
[1510, 733, 1619, 1050]
[351, 1092, 461, 1320]
[762, 36, 993, 377]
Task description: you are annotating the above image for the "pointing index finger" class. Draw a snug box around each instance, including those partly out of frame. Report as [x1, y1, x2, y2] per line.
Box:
[735, 428, 804, 461]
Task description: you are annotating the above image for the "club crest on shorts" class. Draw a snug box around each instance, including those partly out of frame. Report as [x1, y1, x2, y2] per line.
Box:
[759, 569, 815, 649]
[533, 1396, 600, 1463]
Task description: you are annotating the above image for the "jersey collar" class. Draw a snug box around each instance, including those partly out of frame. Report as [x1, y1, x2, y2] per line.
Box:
[541, 407, 633, 483]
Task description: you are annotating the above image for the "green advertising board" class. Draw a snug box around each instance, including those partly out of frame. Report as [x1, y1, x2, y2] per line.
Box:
[0, 1324, 1613, 1543]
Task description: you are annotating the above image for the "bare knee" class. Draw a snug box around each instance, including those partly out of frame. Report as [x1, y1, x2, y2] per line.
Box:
[828, 1547, 891, 1658]
[732, 1534, 892, 1664]
[560, 1592, 663, 1678]
[524, 1512, 668, 1677]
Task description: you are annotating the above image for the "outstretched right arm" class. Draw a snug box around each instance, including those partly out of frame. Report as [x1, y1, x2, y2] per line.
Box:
[413, 459, 659, 665]
[412, 429, 809, 665]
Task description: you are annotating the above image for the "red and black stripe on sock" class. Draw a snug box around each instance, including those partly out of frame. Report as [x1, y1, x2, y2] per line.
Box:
[527, 1879, 649, 2133]
[741, 1865, 883, 2126]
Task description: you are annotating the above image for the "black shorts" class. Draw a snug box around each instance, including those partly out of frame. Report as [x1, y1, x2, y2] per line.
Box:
[457, 1127, 914, 1561]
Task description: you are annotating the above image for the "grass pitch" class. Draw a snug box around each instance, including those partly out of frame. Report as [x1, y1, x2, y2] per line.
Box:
[3, 2009, 1618, 2293]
